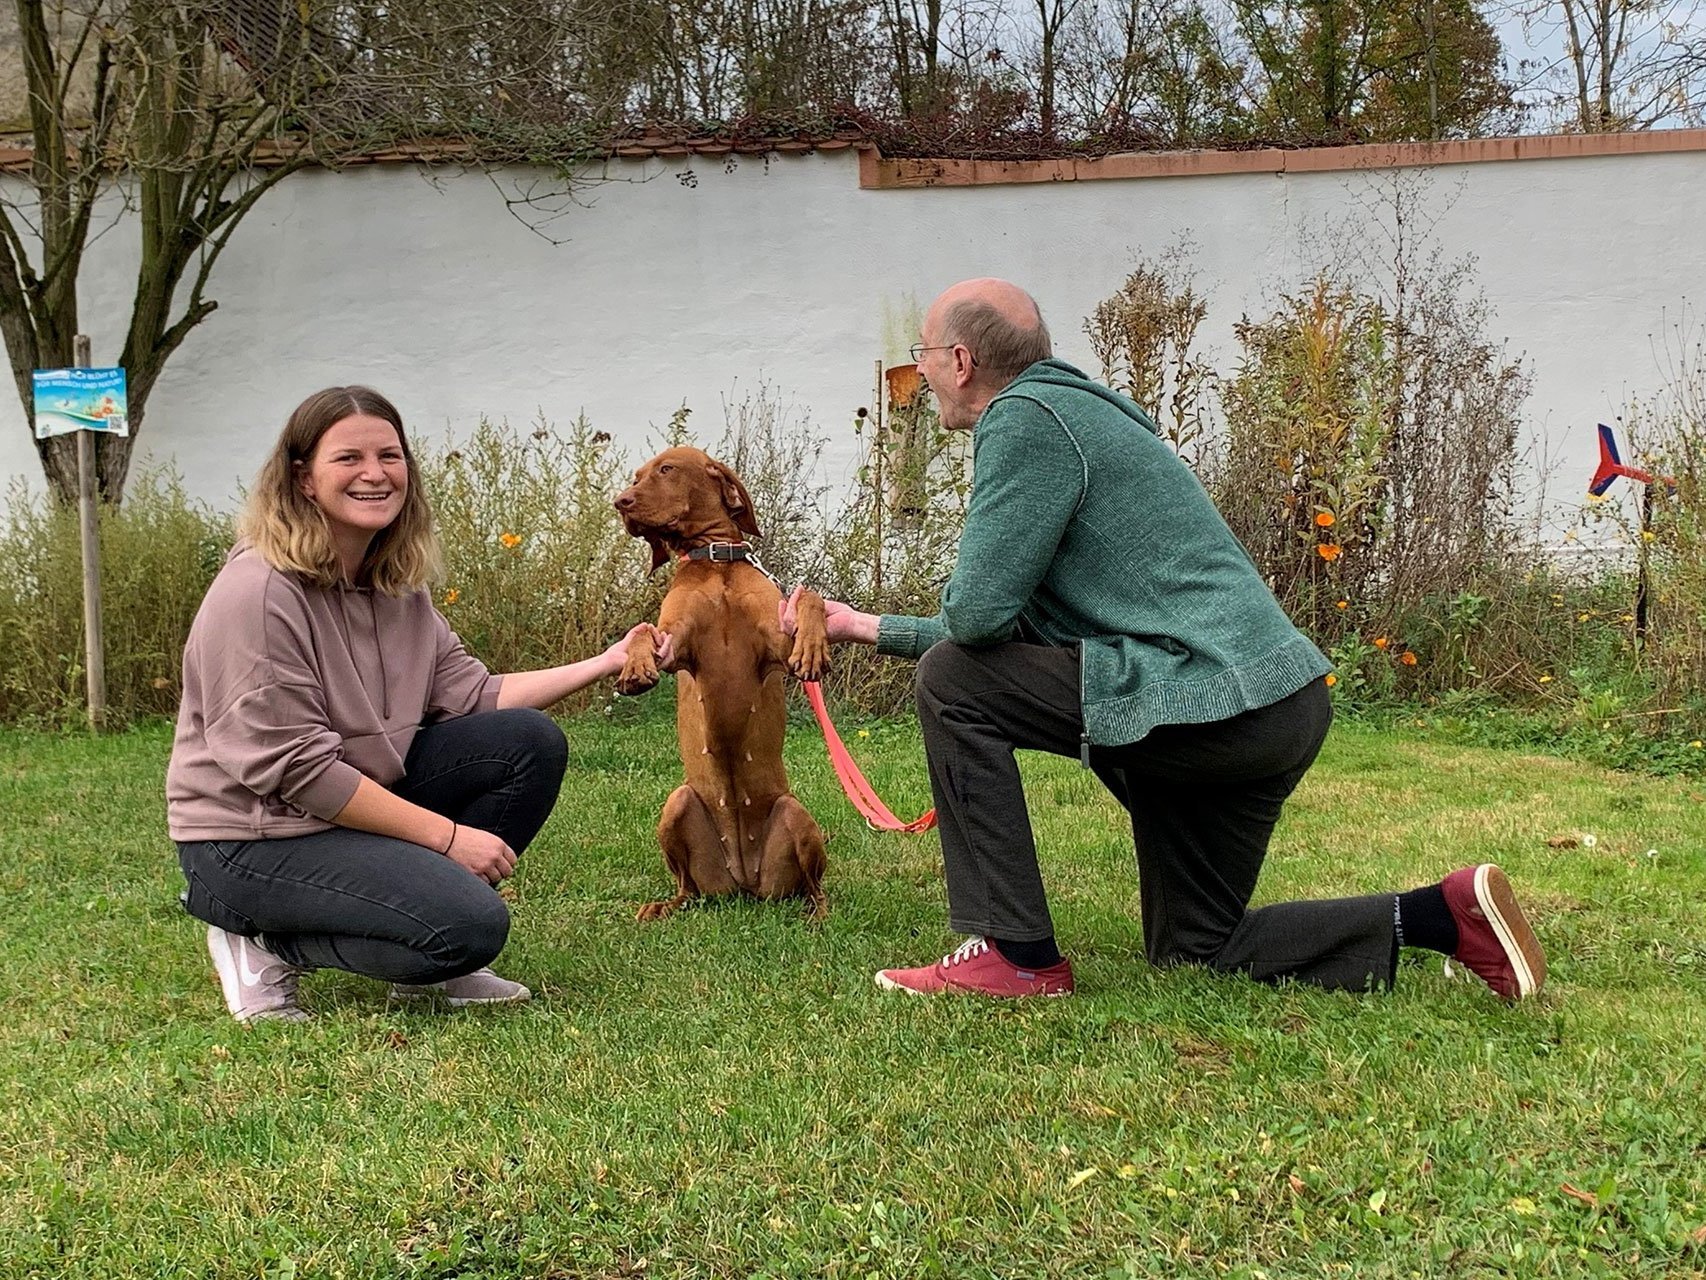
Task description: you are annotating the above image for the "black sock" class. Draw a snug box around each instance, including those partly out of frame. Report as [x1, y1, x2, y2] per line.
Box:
[992, 936, 1062, 969]
[1395, 885, 1459, 954]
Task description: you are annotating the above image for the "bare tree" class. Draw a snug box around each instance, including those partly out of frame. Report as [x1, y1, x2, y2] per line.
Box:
[2, 0, 651, 504]
[1508, 0, 1706, 130]
[1053, 0, 1251, 141]
[1, 0, 338, 501]
[1033, 0, 1082, 136]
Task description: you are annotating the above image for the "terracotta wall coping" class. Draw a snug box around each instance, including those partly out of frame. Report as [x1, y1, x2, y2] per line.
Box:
[858, 127, 1706, 189]
[3, 126, 1700, 184]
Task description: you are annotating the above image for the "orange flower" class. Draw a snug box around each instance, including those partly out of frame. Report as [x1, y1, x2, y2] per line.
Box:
[1373, 636, 1389, 650]
[1316, 543, 1343, 562]
[1324, 673, 1338, 687]
[1400, 651, 1418, 666]
[443, 588, 460, 606]
[1315, 511, 1336, 528]
[499, 532, 522, 549]
[1335, 599, 1349, 610]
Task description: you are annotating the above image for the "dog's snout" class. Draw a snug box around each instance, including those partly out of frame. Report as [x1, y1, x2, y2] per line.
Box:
[615, 490, 635, 511]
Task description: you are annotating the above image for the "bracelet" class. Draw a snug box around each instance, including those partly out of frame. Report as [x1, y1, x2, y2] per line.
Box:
[439, 821, 458, 855]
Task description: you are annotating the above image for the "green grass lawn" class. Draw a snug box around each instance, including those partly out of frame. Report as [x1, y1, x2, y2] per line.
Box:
[3, 695, 1703, 1279]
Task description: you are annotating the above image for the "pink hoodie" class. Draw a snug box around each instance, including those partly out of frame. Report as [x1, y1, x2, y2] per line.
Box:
[167, 544, 502, 841]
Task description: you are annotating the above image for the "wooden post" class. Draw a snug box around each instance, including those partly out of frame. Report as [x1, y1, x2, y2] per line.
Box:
[74, 334, 106, 729]
[871, 358, 884, 597]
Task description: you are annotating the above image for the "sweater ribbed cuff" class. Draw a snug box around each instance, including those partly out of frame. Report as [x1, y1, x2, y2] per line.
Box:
[291, 759, 364, 822]
[877, 614, 938, 660]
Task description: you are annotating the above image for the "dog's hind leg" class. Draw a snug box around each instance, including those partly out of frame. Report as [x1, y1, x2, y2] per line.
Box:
[638, 784, 738, 922]
[754, 795, 829, 922]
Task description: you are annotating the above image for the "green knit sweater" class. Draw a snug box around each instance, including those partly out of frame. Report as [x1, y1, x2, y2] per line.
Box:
[877, 359, 1331, 746]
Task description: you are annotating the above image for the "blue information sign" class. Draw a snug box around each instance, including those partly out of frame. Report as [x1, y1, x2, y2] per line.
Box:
[33, 367, 129, 439]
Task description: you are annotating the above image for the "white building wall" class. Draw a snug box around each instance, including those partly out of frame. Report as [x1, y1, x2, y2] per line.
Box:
[2, 143, 1701, 527]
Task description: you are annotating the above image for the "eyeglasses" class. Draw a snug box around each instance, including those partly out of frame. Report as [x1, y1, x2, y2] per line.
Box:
[909, 342, 977, 367]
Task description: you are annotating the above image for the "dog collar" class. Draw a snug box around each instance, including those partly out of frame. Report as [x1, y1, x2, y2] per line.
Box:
[683, 541, 753, 564]
[681, 541, 785, 590]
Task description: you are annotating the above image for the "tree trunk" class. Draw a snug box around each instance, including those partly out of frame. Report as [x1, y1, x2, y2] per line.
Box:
[33, 418, 138, 506]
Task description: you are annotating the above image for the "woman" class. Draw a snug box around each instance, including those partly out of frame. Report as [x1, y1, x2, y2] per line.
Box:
[168, 386, 665, 1022]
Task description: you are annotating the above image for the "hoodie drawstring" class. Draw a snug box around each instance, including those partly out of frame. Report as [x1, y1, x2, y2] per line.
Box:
[368, 592, 389, 719]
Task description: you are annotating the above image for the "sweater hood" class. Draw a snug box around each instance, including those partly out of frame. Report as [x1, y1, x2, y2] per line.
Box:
[993, 359, 1162, 437]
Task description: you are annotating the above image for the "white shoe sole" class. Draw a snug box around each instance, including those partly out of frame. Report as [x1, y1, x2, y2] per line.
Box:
[388, 987, 531, 1007]
[872, 970, 1073, 997]
[873, 971, 930, 995]
[1474, 864, 1546, 998]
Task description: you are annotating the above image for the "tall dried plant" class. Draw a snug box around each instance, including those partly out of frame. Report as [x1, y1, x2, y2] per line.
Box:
[1214, 276, 1393, 639]
[1084, 247, 1216, 463]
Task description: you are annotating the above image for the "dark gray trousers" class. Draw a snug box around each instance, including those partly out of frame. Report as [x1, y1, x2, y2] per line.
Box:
[915, 641, 1398, 992]
[176, 708, 568, 984]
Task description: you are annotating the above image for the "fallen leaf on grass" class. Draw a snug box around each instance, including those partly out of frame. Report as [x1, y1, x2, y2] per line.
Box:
[1066, 1168, 1099, 1191]
[1546, 835, 1580, 849]
[1559, 1183, 1598, 1209]
[1691, 1224, 1706, 1246]
[1288, 1174, 1306, 1195]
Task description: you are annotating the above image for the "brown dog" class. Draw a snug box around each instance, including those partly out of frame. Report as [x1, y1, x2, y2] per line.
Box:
[613, 446, 832, 921]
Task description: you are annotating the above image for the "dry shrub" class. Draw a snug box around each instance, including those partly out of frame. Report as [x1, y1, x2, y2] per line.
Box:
[1629, 314, 1706, 732]
[706, 382, 833, 593]
[1212, 276, 1395, 640]
[0, 470, 230, 726]
[422, 414, 664, 705]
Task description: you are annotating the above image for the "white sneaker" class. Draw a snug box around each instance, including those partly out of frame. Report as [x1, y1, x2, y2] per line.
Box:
[388, 968, 531, 1007]
[206, 926, 309, 1023]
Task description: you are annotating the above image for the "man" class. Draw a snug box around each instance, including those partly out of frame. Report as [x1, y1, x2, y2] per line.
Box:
[790, 278, 1545, 1001]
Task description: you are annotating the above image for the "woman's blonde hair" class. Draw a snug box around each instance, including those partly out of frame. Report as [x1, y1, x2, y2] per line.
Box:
[240, 386, 443, 595]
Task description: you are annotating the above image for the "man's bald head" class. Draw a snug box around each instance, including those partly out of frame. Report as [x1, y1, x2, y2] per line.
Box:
[929, 278, 1052, 383]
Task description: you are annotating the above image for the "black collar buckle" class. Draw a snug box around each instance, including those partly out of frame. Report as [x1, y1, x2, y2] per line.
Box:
[689, 541, 751, 563]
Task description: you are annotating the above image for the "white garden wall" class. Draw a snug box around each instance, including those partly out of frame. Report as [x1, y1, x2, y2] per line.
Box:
[2, 134, 1702, 535]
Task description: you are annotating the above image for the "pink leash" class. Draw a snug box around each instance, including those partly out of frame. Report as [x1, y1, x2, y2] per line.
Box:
[802, 681, 937, 833]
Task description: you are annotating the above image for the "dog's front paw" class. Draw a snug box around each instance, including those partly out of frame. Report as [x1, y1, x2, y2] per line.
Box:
[788, 630, 831, 682]
[616, 656, 660, 696]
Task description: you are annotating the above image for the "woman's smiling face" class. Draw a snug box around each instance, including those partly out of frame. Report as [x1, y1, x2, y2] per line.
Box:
[297, 413, 409, 565]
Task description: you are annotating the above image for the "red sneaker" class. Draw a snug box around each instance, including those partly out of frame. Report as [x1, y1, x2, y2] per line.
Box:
[1441, 864, 1546, 1000]
[874, 937, 1075, 998]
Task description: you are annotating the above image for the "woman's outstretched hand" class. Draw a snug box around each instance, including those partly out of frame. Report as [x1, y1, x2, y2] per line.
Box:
[602, 622, 674, 676]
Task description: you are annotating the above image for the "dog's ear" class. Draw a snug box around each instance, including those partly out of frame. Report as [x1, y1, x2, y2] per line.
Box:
[644, 531, 671, 573]
[709, 461, 762, 539]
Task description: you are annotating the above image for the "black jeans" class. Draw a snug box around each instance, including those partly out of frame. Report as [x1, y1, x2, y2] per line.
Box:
[915, 640, 1398, 992]
[177, 708, 568, 984]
